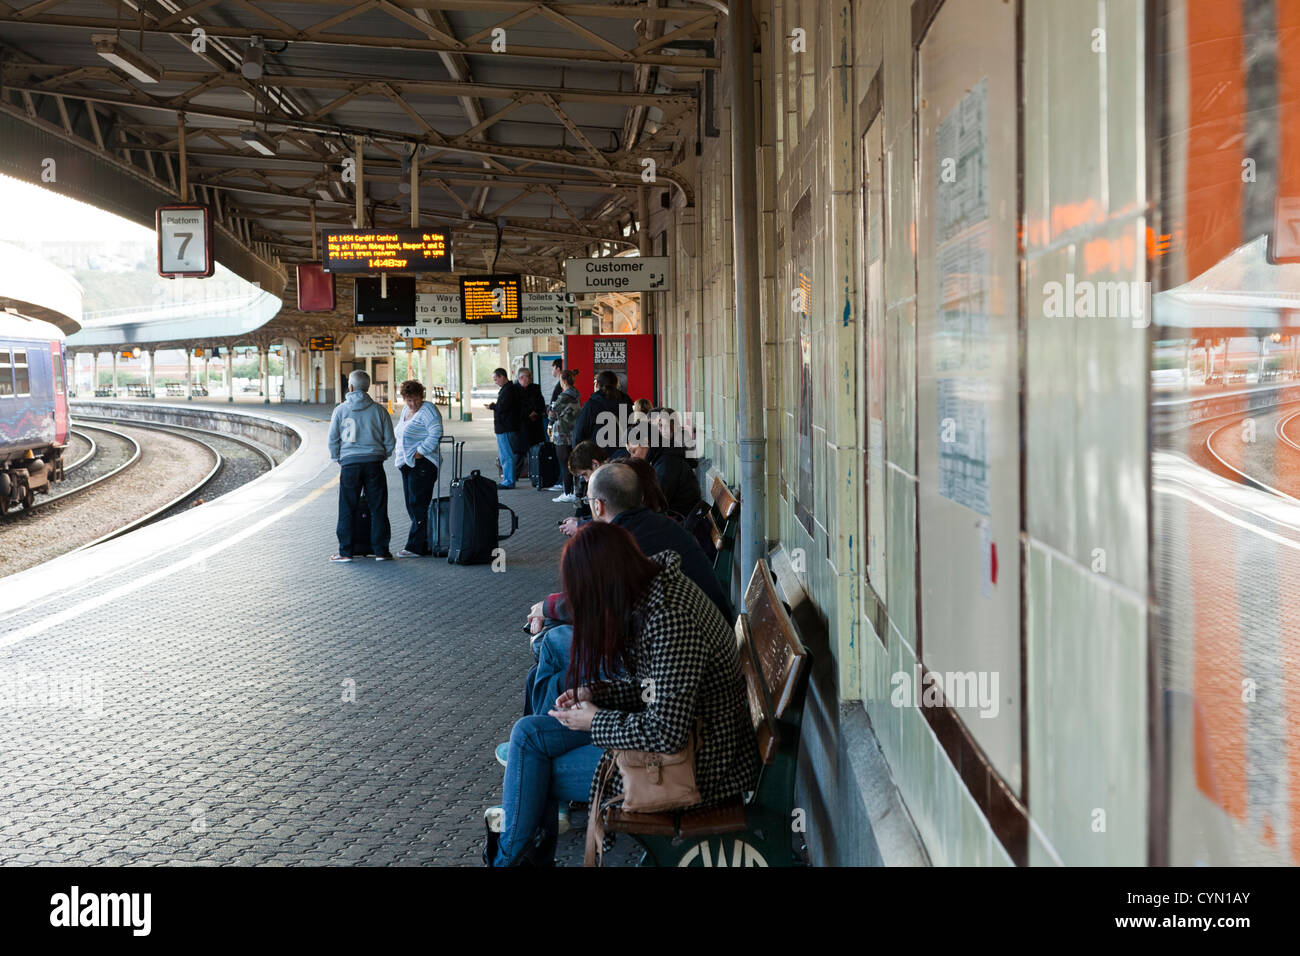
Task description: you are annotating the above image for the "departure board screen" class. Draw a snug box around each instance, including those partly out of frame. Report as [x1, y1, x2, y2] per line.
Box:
[322, 229, 452, 273]
[460, 274, 521, 322]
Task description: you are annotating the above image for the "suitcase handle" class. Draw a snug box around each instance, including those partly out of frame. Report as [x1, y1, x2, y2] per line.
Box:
[497, 503, 518, 541]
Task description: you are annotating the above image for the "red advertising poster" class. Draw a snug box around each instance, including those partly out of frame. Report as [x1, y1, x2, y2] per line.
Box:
[296, 263, 336, 312]
[564, 334, 657, 405]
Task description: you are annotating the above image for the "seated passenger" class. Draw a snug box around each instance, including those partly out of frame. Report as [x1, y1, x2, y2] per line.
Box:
[482, 521, 760, 867]
[559, 440, 626, 537]
[509, 462, 732, 746]
[627, 439, 702, 519]
[620, 456, 670, 515]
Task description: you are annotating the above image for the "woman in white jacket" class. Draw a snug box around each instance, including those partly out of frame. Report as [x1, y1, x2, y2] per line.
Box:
[393, 379, 443, 557]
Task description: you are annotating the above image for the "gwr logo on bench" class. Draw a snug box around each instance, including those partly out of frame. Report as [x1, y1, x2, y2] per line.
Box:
[677, 839, 769, 866]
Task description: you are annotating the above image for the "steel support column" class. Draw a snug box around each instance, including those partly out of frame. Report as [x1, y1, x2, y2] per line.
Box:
[729, 0, 766, 587]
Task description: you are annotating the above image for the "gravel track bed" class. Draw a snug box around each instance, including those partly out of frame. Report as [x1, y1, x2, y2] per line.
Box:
[152, 431, 275, 522]
[64, 432, 93, 469]
[57, 424, 136, 493]
[0, 423, 216, 578]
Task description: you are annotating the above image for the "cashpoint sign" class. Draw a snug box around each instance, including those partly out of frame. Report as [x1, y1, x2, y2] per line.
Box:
[321, 229, 452, 273]
[460, 274, 521, 323]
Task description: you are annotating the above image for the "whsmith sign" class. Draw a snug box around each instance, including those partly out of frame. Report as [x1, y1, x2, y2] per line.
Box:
[564, 256, 671, 293]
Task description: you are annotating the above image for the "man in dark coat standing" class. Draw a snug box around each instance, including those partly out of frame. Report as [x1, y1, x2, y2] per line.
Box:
[517, 367, 548, 449]
[486, 367, 522, 489]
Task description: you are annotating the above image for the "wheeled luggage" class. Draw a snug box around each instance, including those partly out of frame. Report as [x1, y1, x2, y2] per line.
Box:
[529, 442, 560, 490]
[428, 436, 464, 558]
[447, 469, 518, 565]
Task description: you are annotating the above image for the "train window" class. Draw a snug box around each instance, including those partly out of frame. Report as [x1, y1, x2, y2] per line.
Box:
[13, 349, 29, 397]
[0, 348, 12, 398]
[53, 351, 64, 395]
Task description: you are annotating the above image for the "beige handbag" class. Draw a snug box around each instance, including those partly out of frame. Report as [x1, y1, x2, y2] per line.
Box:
[584, 722, 701, 866]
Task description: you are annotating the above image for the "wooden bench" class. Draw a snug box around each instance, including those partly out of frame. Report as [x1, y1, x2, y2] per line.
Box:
[431, 385, 451, 405]
[600, 558, 811, 866]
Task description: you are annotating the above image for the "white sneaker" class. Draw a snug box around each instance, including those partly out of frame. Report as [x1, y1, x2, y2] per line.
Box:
[547, 483, 564, 492]
[562, 493, 578, 503]
[552, 492, 570, 502]
[484, 806, 504, 833]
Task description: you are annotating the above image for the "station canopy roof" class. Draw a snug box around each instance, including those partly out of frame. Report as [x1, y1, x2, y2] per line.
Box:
[0, 1, 717, 340]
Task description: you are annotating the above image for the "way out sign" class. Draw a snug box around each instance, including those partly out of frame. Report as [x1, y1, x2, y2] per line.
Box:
[156, 205, 214, 278]
[564, 256, 671, 293]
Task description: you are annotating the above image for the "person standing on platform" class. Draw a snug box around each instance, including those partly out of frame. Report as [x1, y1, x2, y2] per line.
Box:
[548, 358, 564, 407]
[487, 367, 522, 489]
[393, 379, 443, 558]
[328, 369, 396, 562]
[518, 367, 548, 450]
[549, 369, 581, 503]
[571, 369, 634, 453]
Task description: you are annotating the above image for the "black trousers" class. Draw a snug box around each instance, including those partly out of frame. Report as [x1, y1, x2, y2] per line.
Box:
[337, 459, 390, 557]
[400, 458, 438, 554]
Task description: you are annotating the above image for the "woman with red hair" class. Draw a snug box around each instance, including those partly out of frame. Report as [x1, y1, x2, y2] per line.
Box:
[483, 521, 759, 866]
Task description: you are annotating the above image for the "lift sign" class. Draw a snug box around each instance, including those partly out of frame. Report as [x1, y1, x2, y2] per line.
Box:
[156, 204, 214, 278]
[322, 229, 452, 273]
[461, 274, 521, 323]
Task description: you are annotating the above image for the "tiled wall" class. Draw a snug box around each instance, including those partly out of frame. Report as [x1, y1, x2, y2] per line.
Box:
[654, 0, 1151, 866]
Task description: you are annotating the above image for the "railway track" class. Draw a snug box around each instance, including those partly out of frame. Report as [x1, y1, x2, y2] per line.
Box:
[0, 416, 277, 577]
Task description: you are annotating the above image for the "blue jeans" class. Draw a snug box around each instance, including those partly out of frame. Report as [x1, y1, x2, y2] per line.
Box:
[525, 625, 574, 717]
[496, 431, 520, 486]
[337, 459, 390, 556]
[495, 715, 601, 866]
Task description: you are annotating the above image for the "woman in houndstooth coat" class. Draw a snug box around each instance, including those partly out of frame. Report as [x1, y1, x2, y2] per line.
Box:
[549, 522, 761, 811]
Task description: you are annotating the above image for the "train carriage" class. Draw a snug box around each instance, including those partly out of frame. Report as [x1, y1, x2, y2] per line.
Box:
[0, 312, 68, 514]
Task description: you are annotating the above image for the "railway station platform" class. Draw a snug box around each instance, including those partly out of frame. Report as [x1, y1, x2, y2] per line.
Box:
[0, 404, 616, 865]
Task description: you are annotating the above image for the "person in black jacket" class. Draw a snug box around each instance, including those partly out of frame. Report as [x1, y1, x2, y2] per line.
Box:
[517, 367, 548, 449]
[485, 367, 522, 489]
[570, 370, 633, 451]
[628, 442, 701, 519]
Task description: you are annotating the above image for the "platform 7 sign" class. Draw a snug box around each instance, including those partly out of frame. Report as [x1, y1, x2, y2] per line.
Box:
[156, 204, 214, 278]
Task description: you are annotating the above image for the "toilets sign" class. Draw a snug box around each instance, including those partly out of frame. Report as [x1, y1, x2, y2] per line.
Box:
[564, 257, 671, 293]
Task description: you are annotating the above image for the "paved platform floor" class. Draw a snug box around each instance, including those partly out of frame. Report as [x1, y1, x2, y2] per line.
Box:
[0, 403, 630, 865]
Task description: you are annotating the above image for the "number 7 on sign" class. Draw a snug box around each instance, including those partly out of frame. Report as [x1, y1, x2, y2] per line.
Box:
[176, 232, 193, 258]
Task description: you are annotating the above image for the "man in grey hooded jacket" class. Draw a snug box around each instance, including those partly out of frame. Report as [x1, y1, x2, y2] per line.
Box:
[328, 369, 397, 561]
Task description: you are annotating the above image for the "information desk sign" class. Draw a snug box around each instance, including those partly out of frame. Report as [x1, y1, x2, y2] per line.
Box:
[322, 229, 452, 274]
[521, 291, 575, 319]
[156, 204, 214, 278]
[460, 274, 521, 323]
[308, 336, 336, 351]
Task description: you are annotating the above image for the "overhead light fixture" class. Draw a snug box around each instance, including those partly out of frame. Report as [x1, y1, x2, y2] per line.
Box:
[241, 36, 264, 81]
[240, 127, 278, 156]
[92, 34, 162, 84]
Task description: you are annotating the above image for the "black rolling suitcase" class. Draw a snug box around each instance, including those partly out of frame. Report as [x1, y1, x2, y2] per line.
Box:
[428, 436, 464, 558]
[352, 488, 374, 557]
[529, 442, 560, 490]
[447, 469, 518, 564]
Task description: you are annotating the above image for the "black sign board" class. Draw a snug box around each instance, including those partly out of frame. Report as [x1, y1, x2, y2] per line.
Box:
[354, 276, 417, 326]
[308, 336, 336, 351]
